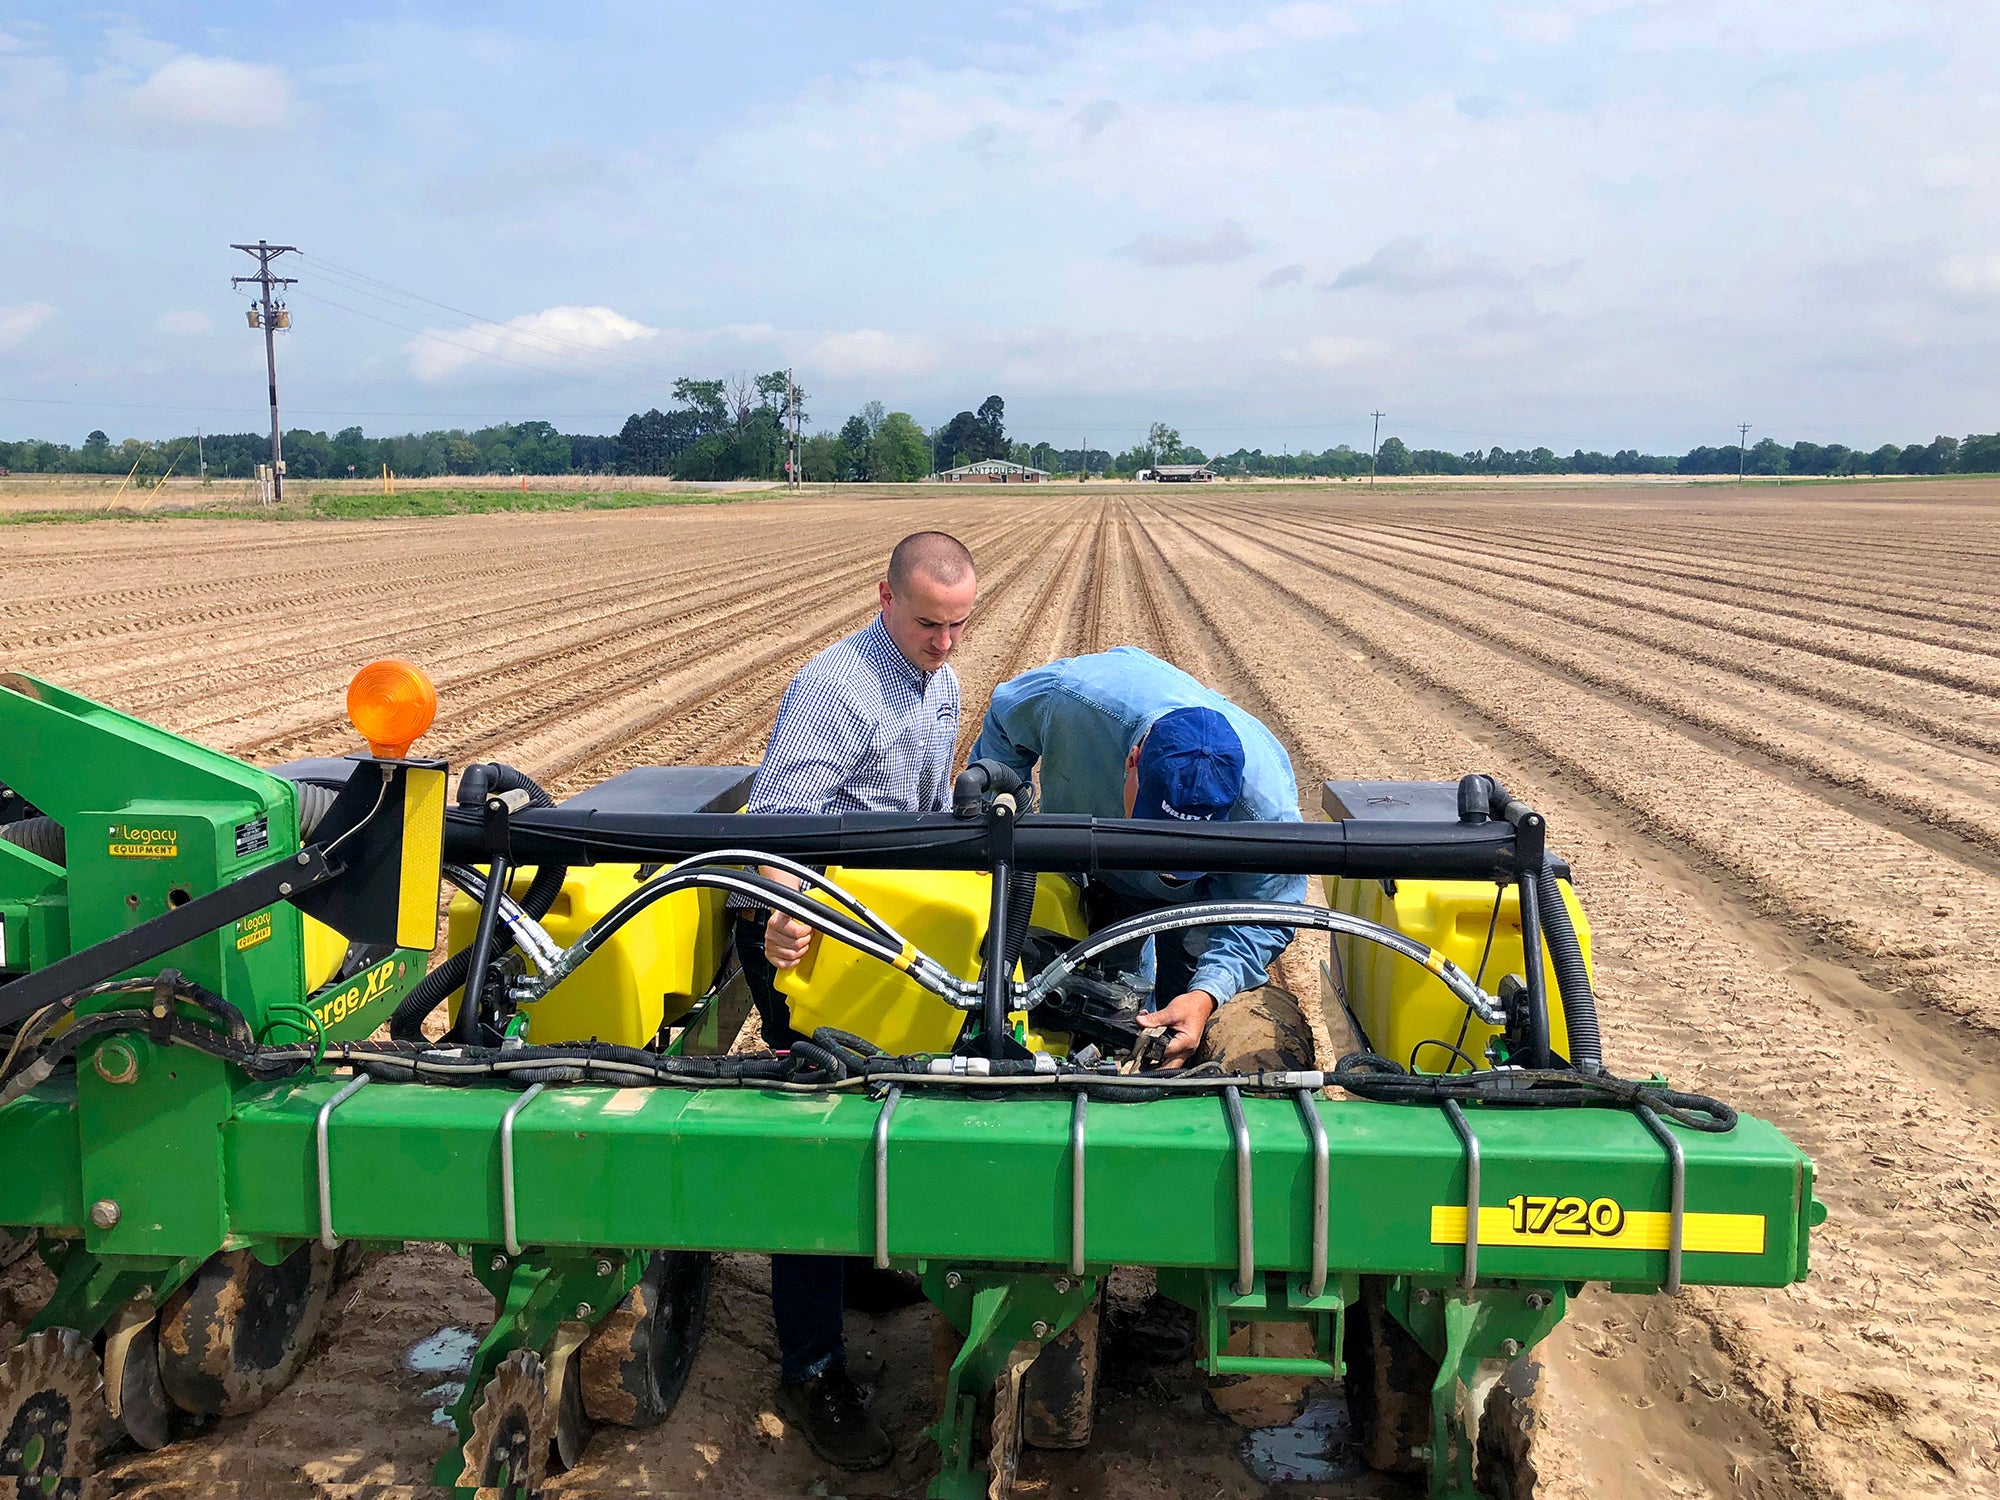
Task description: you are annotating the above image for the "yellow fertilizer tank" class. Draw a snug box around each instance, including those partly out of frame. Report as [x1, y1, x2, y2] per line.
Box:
[447, 864, 730, 1047]
[443, 765, 755, 1048]
[778, 869, 1087, 1054]
[1319, 781, 1591, 1072]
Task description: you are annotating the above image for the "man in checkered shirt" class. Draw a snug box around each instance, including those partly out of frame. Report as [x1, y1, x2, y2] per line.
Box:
[739, 530, 977, 1472]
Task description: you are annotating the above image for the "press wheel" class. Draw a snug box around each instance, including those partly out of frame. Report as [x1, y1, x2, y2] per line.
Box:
[577, 1251, 712, 1428]
[158, 1243, 334, 1417]
[1020, 1295, 1102, 1449]
[1476, 1356, 1543, 1498]
[1344, 1276, 1437, 1476]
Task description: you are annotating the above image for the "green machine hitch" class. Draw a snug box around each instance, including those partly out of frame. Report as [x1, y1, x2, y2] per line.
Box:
[0, 668, 1822, 1499]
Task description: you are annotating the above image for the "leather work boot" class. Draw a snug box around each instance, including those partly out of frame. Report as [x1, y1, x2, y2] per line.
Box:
[775, 1366, 894, 1472]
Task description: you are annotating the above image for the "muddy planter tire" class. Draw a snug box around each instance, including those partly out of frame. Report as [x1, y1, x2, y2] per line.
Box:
[157, 1244, 334, 1418]
[578, 1250, 713, 1428]
[1476, 1356, 1542, 1499]
[1021, 1293, 1103, 1450]
[1344, 1276, 1437, 1476]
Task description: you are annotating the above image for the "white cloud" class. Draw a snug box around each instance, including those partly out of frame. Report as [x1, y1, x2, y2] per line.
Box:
[154, 309, 212, 336]
[1940, 254, 2000, 297]
[1259, 263, 1306, 290]
[806, 329, 939, 379]
[0, 302, 55, 347]
[1328, 238, 1519, 294]
[1116, 221, 1258, 268]
[127, 55, 291, 129]
[405, 305, 659, 382]
[1289, 335, 1383, 368]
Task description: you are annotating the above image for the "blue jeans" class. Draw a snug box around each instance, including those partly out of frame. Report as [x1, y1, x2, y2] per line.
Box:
[770, 1254, 845, 1384]
[736, 915, 845, 1383]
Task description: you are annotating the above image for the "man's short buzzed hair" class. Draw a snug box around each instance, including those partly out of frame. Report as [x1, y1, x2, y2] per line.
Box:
[887, 531, 976, 591]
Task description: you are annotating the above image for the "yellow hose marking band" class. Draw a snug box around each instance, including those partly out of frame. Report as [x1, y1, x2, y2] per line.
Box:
[1422, 949, 1449, 976]
[892, 940, 917, 972]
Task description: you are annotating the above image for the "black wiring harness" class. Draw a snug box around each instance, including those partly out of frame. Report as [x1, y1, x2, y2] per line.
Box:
[0, 972, 1737, 1132]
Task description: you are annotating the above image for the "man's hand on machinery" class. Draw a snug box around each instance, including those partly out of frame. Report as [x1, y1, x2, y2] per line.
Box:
[764, 909, 816, 969]
[759, 865, 816, 969]
[1134, 989, 1217, 1068]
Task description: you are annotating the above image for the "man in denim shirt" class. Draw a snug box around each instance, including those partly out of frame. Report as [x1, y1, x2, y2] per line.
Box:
[969, 646, 1313, 1068]
[741, 530, 977, 1471]
[970, 648, 1316, 1374]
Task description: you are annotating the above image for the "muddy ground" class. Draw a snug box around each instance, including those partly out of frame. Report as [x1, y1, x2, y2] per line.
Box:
[3, 480, 1996, 1497]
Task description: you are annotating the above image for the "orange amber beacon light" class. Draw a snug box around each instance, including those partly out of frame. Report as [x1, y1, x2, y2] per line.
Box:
[346, 658, 437, 758]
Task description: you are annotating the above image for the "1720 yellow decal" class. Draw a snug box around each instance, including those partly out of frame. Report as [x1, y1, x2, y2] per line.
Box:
[1431, 1196, 1765, 1254]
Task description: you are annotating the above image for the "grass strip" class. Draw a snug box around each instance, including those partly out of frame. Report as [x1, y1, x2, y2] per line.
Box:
[0, 487, 749, 526]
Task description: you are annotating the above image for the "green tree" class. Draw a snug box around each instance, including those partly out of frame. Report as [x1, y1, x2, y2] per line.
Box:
[1375, 436, 1412, 476]
[838, 415, 873, 480]
[1145, 422, 1182, 467]
[869, 412, 931, 481]
[976, 395, 1006, 457]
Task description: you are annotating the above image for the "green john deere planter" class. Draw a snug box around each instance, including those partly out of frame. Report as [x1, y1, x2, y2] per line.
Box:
[0, 664, 1820, 1499]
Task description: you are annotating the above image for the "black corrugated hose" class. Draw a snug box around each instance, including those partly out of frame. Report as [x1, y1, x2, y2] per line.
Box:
[388, 763, 567, 1041]
[1536, 864, 1603, 1074]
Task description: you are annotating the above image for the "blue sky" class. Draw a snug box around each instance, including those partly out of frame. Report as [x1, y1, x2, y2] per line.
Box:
[1, 2, 1995, 454]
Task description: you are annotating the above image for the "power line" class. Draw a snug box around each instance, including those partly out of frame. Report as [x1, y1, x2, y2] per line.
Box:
[296, 254, 704, 386]
[229, 240, 296, 501]
[286, 288, 599, 386]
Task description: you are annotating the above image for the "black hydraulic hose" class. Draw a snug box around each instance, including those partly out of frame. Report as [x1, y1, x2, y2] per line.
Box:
[1536, 865, 1603, 1073]
[1516, 866, 1553, 1070]
[389, 763, 566, 1042]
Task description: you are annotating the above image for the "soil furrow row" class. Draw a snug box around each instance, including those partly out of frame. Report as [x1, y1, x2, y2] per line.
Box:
[1159, 506, 2000, 1045]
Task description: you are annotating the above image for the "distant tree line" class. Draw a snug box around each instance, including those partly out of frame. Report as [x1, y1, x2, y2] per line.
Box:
[1208, 432, 2000, 479]
[8, 392, 2000, 485]
[0, 421, 612, 482]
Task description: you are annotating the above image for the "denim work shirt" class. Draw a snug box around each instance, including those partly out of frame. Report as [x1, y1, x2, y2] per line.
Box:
[747, 614, 961, 817]
[968, 647, 1307, 1003]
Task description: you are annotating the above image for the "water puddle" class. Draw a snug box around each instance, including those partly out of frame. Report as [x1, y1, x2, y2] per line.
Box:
[404, 1326, 480, 1430]
[1242, 1396, 1370, 1484]
[405, 1326, 480, 1375]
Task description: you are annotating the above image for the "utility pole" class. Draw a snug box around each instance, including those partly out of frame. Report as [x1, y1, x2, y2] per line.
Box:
[231, 241, 297, 502]
[1737, 422, 1751, 484]
[196, 427, 205, 483]
[786, 368, 800, 489]
[1370, 410, 1386, 486]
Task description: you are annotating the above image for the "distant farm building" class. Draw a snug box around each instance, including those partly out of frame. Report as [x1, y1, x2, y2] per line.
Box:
[937, 459, 1050, 483]
[1149, 463, 1215, 483]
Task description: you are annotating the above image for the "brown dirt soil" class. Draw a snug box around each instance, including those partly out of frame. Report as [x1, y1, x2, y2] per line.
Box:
[3, 481, 1998, 1497]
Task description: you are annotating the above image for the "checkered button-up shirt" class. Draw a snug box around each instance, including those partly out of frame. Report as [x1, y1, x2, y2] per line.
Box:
[748, 614, 961, 817]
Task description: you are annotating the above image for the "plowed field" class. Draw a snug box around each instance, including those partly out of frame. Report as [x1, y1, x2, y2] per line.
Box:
[3, 481, 1996, 1498]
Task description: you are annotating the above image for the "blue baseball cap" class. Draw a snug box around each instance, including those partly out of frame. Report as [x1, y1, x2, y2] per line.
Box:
[1134, 707, 1244, 880]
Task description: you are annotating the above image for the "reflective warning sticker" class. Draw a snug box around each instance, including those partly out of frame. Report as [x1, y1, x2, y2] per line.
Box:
[1431, 1197, 1765, 1255]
